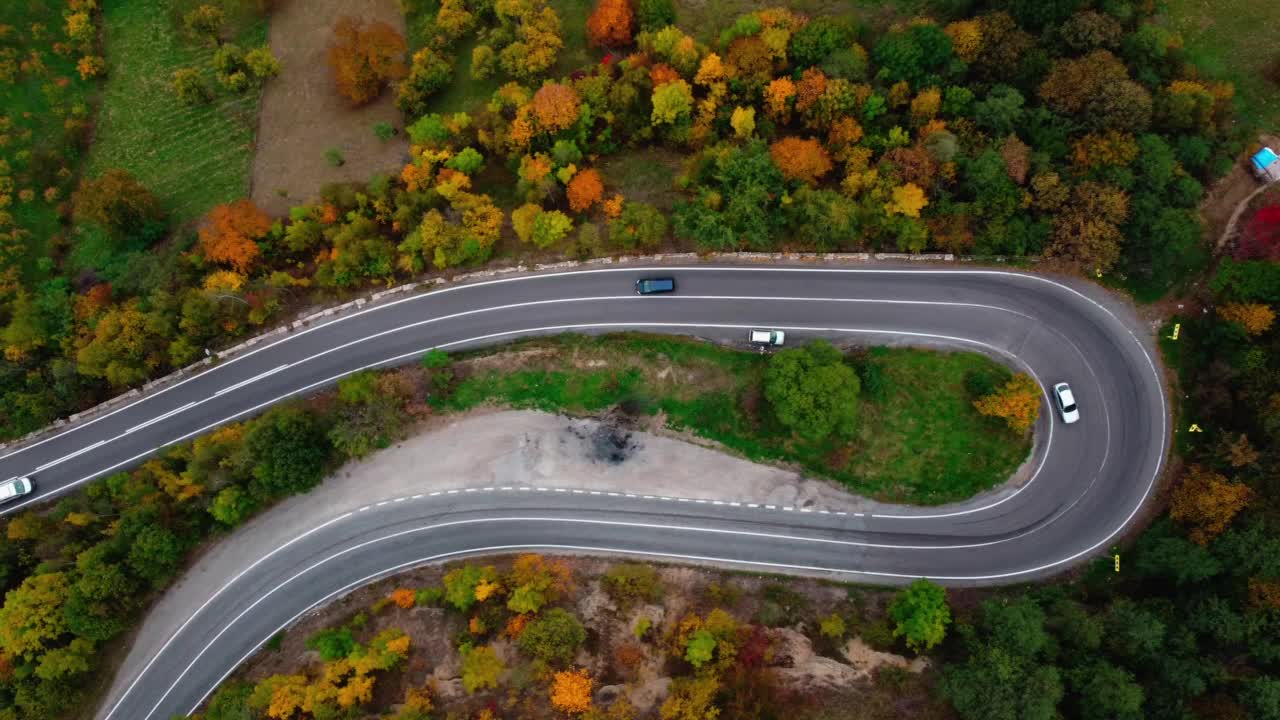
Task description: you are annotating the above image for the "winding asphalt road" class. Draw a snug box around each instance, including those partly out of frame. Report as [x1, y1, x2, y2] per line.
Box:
[0, 265, 1166, 720]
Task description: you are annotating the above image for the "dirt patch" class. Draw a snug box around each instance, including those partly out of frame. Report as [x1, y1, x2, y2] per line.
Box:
[569, 410, 642, 465]
[250, 0, 410, 216]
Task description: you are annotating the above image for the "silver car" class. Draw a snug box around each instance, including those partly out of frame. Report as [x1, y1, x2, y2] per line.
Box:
[0, 476, 33, 504]
[749, 329, 785, 346]
[1053, 383, 1080, 424]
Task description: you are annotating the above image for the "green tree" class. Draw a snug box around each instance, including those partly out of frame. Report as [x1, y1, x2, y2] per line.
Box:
[942, 646, 1062, 720]
[461, 645, 505, 693]
[888, 578, 951, 653]
[608, 202, 668, 251]
[172, 68, 213, 105]
[209, 486, 258, 527]
[128, 524, 182, 588]
[201, 682, 255, 720]
[684, 629, 716, 667]
[518, 608, 586, 665]
[306, 627, 356, 661]
[872, 23, 953, 85]
[651, 79, 694, 125]
[1068, 662, 1145, 720]
[446, 147, 485, 175]
[635, 0, 675, 31]
[245, 406, 335, 500]
[35, 637, 96, 681]
[443, 564, 494, 612]
[788, 16, 847, 68]
[1245, 678, 1280, 720]
[972, 85, 1026, 137]
[531, 210, 574, 248]
[763, 340, 861, 441]
[0, 572, 70, 660]
[183, 5, 224, 43]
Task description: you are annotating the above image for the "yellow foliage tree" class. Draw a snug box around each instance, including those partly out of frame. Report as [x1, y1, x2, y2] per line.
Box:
[694, 53, 729, 86]
[884, 182, 929, 218]
[337, 674, 375, 708]
[909, 88, 941, 123]
[973, 373, 1041, 433]
[730, 106, 755, 139]
[1170, 465, 1254, 545]
[944, 19, 982, 62]
[203, 270, 246, 292]
[550, 668, 594, 714]
[1218, 303, 1275, 336]
[474, 578, 503, 602]
[250, 674, 309, 720]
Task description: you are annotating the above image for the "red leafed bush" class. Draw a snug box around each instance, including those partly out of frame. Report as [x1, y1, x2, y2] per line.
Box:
[1236, 203, 1280, 260]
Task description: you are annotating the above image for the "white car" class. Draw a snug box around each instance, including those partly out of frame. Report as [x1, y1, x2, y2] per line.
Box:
[749, 329, 785, 346]
[0, 476, 33, 504]
[1053, 383, 1080, 424]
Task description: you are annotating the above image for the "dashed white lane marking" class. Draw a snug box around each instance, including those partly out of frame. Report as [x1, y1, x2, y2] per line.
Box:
[323, 485, 855, 519]
[124, 402, 198, 435]
[213, 365, 289, 397]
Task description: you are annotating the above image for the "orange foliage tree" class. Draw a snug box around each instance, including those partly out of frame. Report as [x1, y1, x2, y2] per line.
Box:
[389, 588, 416, 609]
[1170, 465, 1254, 545]
[769, 137, 833, 185]
[973, 373, 1041, 433]
[567, 169, 605, 213]
[1218, 303, 1275, 336]
[531, 82, 581, 131]
[199, 199, 272, 272]
[550, 668, 594, 714]
[327, 16, 407, 106]
[764, 77, 796, 121]
[586, 0, 634, 48]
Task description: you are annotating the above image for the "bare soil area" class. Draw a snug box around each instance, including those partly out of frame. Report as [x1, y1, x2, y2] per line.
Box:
[250, 0, 410, 216]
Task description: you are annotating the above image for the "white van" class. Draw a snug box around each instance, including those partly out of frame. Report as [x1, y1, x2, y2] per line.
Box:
[749, 330, 785, 346]
[0, 476, 32, 504]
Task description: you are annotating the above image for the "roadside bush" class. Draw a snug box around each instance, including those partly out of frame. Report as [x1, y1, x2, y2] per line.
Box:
[603, 564, 663, 608]
[307, 627, 356, 661]
[608, 201, 667, 251]
[889, 579, 951, 653]
[183, 5, 225, 44]
[172, 68, 213, 105]
[517, 608, 587, 664]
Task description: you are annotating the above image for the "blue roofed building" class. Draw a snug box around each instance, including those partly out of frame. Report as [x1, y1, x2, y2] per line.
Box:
[1252, 147, 1280, 182]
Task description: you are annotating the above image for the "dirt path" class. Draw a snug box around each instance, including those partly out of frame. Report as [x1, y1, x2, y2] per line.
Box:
[250, 0, 410, 216]
[1205, 133, 1280, 254]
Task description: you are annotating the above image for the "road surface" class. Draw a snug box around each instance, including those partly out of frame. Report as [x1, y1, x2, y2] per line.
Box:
[0, 265, 1165, 720]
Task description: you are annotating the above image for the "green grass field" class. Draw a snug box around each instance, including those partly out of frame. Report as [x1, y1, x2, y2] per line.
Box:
[1165, 0, 1280, 132]
[87, 0, 267, 225]
[0, 3, 97, 280]
[442, 335, 1031, 505]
